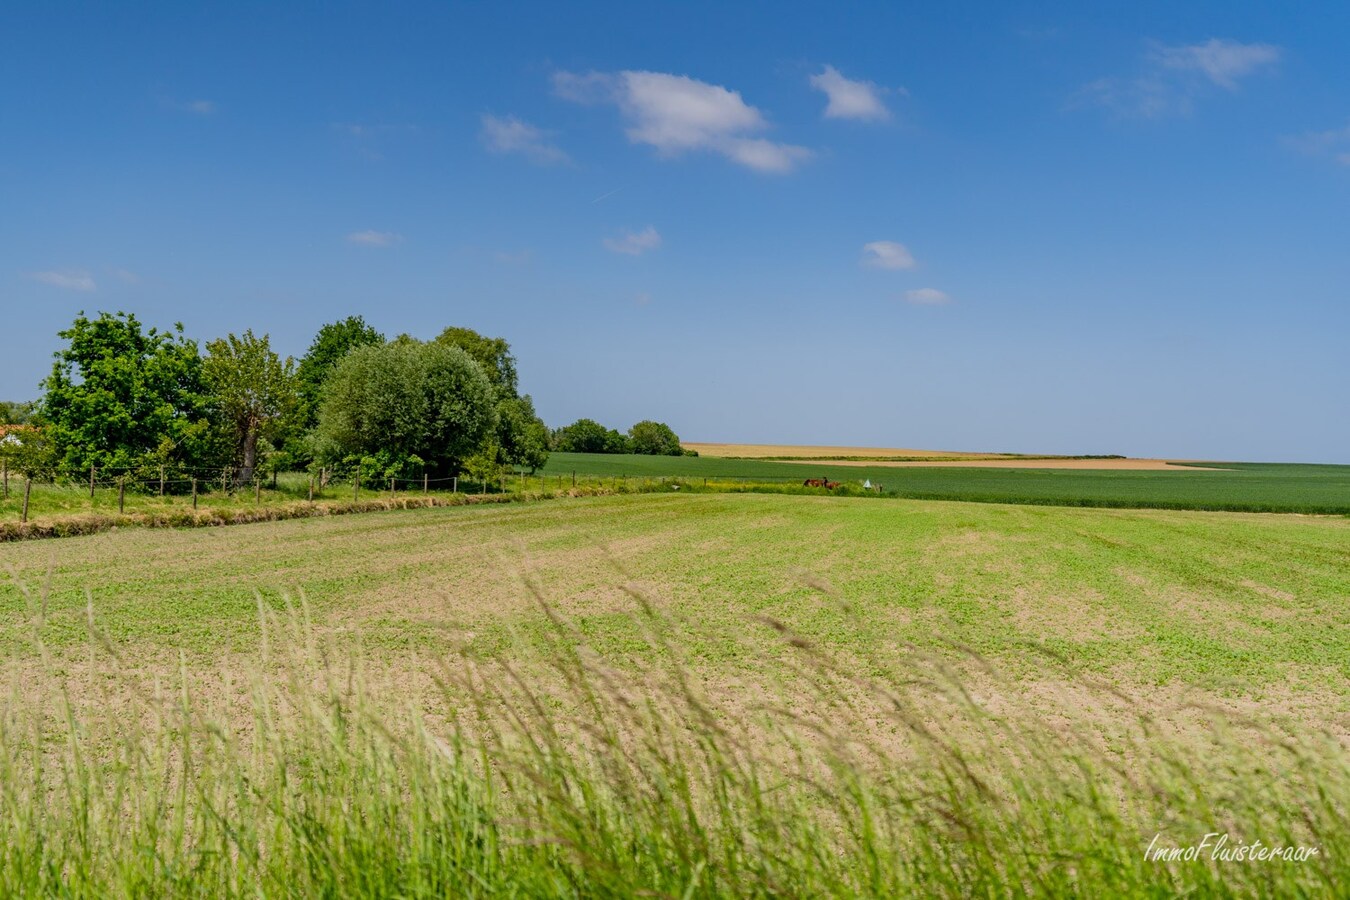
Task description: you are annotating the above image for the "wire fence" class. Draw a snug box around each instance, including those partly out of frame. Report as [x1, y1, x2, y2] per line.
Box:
[0, 460, 879, 526]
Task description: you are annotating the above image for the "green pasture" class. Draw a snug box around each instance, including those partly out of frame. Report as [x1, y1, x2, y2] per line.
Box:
[544, 452, 1350, 514]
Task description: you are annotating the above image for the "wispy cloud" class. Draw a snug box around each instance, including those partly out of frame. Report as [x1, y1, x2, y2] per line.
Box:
[1076, 38, 1281, 118]
[347, 230, 402, 247]
[809, 65, 895, 122]
[554, 69, 812, 174]
[603, 226, 662, 256]
[479, 114, 569, 165]
[861, 241, 915, 270]
[110, 268, 140, 284]
[905, 288, 950, 305]
[1153, 38, 1281, 89]
[332, 122, 420, 161]
[162, 97, 216, 115]
[1285, 122, 1350, 166]
[30, 270, 96, 291]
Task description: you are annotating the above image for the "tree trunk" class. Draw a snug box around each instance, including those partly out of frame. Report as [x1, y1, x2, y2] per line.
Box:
[237, 423, 259, 486]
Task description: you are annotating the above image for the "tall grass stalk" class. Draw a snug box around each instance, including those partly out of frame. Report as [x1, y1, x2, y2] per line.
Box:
[1, 572, 1346, 897]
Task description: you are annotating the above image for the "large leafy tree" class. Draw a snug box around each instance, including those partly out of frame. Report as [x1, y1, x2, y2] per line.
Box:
[295, 316, 385, 428]
[435, 326, 548, 470]
[434, 327, 518, 400]
[40, 311, 213, 472]
[628, 420, 683, 456]
[315, 340, 497, 477]
[203, 330, 298, 485]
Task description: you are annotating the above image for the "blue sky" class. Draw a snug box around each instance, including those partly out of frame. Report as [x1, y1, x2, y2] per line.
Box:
[3, 2, 1347, 462]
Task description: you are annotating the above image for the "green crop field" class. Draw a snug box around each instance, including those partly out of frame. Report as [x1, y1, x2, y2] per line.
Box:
[544, 452, 1350, 514]
[3, 492, 1348, 895]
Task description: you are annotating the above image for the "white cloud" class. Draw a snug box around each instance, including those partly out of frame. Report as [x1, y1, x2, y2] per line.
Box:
[809, 65, 893, 122]
[1285, 122, 1350, 165]
[30, 270, 96, 291]
[603, 226, 662, 256]
[553, 69, 812, 173]
[347, 230, 402, 247]
[162, 97, 216, 115]
[861, 241, 915, 270]
[1077, 38, 1280, 118]
[479, 114, 569, 165]
[905, 288, 950, 305]
[1152, 38, 1281, 89]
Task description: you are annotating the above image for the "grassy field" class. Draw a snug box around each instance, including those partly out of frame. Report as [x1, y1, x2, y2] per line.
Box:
[3, 492, 1348, 894]
[544, 452, 1350, 514]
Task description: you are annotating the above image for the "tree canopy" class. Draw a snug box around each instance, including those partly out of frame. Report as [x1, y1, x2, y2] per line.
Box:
[295, 316, 385, 427]
[203, 330, 298, 484]
[315, 340, 497, 478]
[553, 418, 630, 454]
[434, 327, 518, 400]
[628, 420, 683, 456]
[39, 311, 213, 472]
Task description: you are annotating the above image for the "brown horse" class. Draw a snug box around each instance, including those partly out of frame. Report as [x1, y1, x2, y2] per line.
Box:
[803, 478, 827, 487]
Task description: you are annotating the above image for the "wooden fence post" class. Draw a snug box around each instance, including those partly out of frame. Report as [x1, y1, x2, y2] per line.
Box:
[354, 471, 360, 501]
[308, 476, 314, 503]
[572, 471, 576, 487]
[22, 478, 31, 524]
[192, 477, 198, 509]
[90, 464, 96, 499]
[2, 458, 7, 500]
[118, 478, 125, 514]
[255, 479, 261, 504]
[159, 465, 165, 497]
[423, 473, 428, 495]
[389, 476, 395, 497]
[452, 475, 458, 493]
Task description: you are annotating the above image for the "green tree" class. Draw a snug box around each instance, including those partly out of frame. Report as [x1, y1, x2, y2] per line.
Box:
[0, 401, 36, 425]
[295, 316, 385, 428]
[553, 418, 630, 454]
[316, 340, 497, 477]
[495, 395, 550, 472]
[627, 420, 683, 456]
[203, 330, 299, 486]
[434, 327, 518, 399]
[40, 311, 212, 473]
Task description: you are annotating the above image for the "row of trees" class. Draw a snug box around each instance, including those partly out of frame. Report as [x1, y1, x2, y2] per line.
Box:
[13, 312, 552, 485]
[551, 418, 692, 456]
[4, 312, 690, 485]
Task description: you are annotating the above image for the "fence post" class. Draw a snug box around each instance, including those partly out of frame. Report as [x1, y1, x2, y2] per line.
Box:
[192, 477, 198, 509]
[272, 469, 277, 489]
[423, 473, 428, 495]
[159, 465, 165, 497]
[354, 471, 360, 502]
[22, 478, 31, 524]
[452, 475, 458, 494]
[389, 476, 395, 497]
[90, 464, 96, 499]
[572, 471, 576, 488]
[2, 458, 7, 500]
[118, 478, 125, 514]
[308, 475, 314, 503]
[255, 479, 261, 504]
